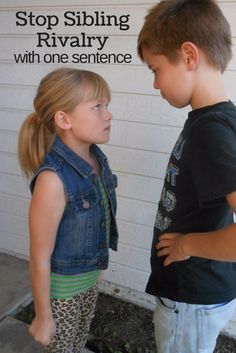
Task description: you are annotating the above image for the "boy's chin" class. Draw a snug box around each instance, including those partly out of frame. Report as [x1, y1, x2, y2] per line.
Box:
[96, 137, 110, 145]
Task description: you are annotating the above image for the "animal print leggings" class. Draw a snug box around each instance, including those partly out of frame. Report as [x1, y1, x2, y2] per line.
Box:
[44, 285, 98, 353]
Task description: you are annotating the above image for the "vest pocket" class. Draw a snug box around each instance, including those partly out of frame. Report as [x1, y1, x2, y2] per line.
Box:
[73, 190, 97, 212]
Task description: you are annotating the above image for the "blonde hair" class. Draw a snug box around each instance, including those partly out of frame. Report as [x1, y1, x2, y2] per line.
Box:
[18, 68, 111, 178]
[138, 0, 232, 73]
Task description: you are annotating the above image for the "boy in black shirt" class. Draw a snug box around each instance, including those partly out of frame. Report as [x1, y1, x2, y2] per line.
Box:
[138, 1, 236, 352]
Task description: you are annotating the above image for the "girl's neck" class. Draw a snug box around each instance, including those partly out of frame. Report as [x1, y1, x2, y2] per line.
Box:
[58, 135, 101, 176]
[89, 152, 101, 176]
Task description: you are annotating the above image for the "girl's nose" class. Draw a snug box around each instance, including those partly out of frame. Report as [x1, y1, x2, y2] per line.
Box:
[105, 110, 112, 120]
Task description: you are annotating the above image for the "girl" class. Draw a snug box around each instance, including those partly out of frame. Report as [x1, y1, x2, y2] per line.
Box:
[18, 68, 119, 353]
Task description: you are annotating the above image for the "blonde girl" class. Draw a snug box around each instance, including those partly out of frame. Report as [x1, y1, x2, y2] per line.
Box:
[18, 68, 119, 353]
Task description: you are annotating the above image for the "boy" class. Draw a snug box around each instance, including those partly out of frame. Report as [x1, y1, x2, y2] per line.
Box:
[138, 1, 236, 352]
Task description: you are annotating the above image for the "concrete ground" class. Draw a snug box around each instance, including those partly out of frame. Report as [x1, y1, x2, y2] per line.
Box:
[0, 252, 93, 353]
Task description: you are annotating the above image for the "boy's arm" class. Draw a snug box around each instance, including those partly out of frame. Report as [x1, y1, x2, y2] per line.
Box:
[157, 191, 236, 266]
[29, 171, 66, 345]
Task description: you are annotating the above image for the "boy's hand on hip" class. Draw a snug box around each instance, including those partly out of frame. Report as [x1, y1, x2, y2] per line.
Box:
[156, 232, 190, 266]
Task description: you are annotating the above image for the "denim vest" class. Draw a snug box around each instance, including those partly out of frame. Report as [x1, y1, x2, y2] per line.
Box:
[30, 137, 119, 275]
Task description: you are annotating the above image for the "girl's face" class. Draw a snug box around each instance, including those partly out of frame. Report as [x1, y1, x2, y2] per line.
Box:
[66, 98, 112, 146]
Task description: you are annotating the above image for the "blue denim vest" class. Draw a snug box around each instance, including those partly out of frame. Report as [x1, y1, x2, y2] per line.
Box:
[30, 137, 118, 275]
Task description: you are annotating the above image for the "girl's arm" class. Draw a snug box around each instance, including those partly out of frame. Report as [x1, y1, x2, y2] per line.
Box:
[157, 191, 236, 266]
[29, 170, 66, 345]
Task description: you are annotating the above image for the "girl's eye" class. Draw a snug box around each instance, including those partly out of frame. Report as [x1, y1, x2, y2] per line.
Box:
[91, 101, 109, 111]
[93, 102, 109, 110]
[94, 104, 101, 110]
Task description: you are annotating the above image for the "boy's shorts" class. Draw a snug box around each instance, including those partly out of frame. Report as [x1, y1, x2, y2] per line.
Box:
[153, 296, 236, 353]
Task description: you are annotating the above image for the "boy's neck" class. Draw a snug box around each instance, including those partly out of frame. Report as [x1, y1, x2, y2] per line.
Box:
[190, 68, 228, 110]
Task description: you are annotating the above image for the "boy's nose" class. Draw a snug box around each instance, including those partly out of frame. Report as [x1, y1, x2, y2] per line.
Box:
[153, 78, 160, 90]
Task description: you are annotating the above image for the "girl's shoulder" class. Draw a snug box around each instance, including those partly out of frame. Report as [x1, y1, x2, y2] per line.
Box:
[30, 167, 64, 195]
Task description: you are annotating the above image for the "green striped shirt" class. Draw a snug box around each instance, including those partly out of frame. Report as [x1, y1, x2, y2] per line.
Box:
[98, 178, 111, 242]
[50, 178, 111, 299]
[50, 270, 99, 299]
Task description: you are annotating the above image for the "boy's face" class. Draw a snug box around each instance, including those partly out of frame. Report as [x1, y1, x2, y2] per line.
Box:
[142, 47, 194, 109]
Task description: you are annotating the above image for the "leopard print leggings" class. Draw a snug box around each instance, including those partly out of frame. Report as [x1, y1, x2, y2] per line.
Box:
[44, 285, 98, 353]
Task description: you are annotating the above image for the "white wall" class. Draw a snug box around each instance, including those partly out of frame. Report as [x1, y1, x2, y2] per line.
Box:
[0, 0, 236, 334]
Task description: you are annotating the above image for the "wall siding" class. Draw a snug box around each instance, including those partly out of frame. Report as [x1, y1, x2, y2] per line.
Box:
[0, 0, 236, 333]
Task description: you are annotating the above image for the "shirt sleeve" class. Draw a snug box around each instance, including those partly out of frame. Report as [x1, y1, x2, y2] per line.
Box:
[190, 116, 236, 208]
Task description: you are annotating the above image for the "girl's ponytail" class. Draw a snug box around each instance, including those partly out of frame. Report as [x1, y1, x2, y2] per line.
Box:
[18, 112, 55, 178]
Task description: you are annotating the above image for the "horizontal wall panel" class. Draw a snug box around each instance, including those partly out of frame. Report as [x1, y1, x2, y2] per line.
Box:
[221, 3, 236, 35]
[0, 86, 35, 112]
[103, 145, 169, 179]
[0, 173, 30, 198]
[110, 93, 189, 127]
[0, 213, 28, 237]
[0, 109, 30, 132]
[0, 193, 29, 218]
[105, 261, 150, 293]
[0, 0, 233, 6]
[0, 63, 155, 96]
[0, 131, 18, 154]
[0, 232, 29, 257]
[117, 220, 153, 250]
[1, 63, 236, 99]
[110, 120, 181, 153]
[110, 243, 150, 272]
[117, 196, 157, 227]
[116, 171, 162, 203]
[223, 71, 236, 101]
[0, 153, 21, 175]
[0, 0, 157, 6]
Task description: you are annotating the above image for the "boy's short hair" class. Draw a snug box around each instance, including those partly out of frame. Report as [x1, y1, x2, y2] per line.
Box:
[138, 0, 232, 72]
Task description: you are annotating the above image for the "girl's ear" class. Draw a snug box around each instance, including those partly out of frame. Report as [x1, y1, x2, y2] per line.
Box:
[54, 111, 71, 130]
[181, 41, 199, 70]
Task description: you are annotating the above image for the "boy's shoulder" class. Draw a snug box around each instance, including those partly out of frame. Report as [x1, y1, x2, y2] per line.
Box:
[183, 101, 236, 153]
[186, 102, 236, 158]
[189, 101, 236, 130]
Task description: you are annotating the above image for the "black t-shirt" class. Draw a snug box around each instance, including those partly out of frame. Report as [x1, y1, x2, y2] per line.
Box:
[146, 101, 236, 304]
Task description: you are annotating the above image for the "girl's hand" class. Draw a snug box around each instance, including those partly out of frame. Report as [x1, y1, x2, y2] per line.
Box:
[29, 316, 56, 346]
[156, 232, 190, 266]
